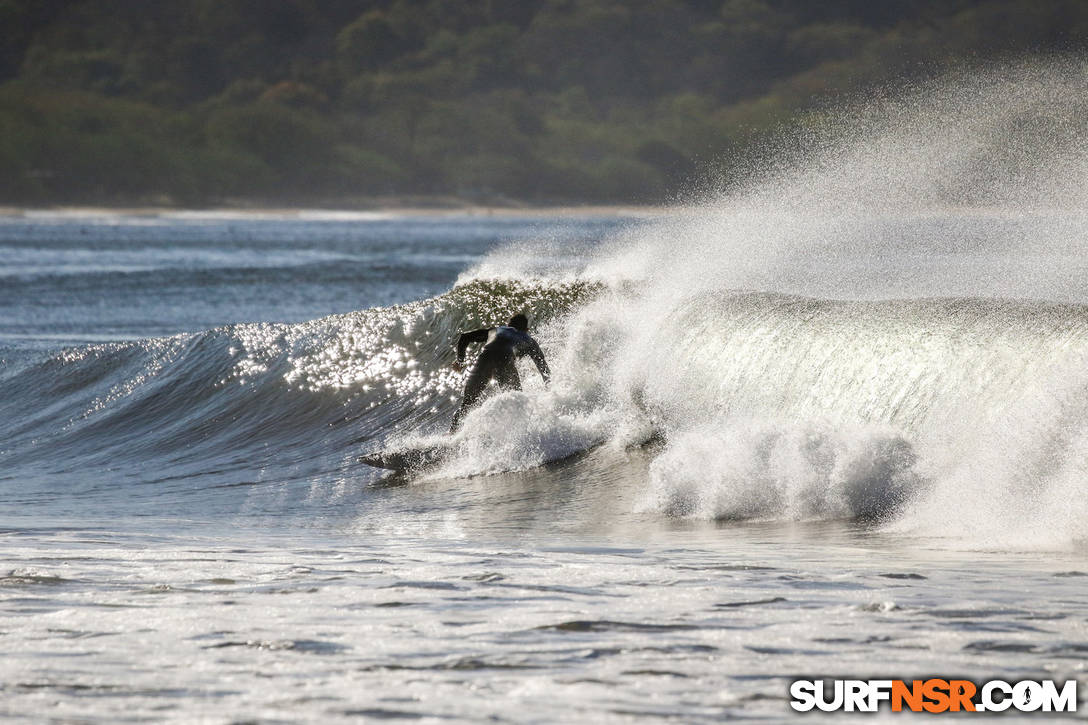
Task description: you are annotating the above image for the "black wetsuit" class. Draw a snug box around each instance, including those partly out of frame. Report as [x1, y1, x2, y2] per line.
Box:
[450, 325, 550, 431]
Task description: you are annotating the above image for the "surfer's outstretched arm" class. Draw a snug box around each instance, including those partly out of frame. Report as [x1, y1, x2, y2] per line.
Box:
[455, 328, 491, 364]
[524, 340, 551, 384]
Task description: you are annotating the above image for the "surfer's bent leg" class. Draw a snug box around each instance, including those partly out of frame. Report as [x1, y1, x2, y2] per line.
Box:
[450, 356, 498, 432]
[496, 359, 521, 391]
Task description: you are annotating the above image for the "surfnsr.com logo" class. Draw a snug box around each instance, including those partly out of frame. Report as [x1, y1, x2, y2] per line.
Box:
[790, 679, 1078, 713]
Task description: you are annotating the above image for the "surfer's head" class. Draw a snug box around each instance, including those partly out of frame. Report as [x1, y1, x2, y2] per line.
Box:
[507, 313, 529, 332]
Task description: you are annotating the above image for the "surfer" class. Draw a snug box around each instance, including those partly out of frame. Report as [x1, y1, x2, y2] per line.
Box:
[449, 313, 550, 432]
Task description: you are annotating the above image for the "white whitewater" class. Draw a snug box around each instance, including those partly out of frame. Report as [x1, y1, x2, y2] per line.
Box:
[455, 60, 1088, 550]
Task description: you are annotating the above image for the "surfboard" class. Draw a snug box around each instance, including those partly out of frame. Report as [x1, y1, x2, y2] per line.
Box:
[359, 443, 450, 472]
[361, 433, 628, 475]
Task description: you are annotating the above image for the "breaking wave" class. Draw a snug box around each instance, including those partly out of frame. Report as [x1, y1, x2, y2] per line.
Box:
[7, 60, 1088, 550]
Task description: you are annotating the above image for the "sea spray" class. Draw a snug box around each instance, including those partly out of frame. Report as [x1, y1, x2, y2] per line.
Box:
[456, 60, 1088, 547]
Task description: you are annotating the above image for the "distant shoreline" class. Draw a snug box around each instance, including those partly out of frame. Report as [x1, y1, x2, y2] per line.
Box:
[0, 201, 675, 219]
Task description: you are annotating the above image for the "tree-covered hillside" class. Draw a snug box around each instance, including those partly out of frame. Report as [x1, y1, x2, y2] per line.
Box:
[2, 0, 1086, 206]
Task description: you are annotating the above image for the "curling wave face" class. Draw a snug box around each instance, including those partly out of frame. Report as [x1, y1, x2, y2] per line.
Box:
[0, 279, 598, 496]
[8, 275, 1088, 549]
[558, 290, 1088, 548]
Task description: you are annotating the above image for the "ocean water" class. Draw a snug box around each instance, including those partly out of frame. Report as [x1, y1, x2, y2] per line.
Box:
[6, 62, 1088, 722]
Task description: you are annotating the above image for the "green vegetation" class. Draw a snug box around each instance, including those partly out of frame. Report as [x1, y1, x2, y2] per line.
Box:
[2, 0, 1086, 206]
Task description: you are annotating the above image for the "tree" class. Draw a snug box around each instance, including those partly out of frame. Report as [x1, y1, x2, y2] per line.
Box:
[336, 10, 411, 73]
